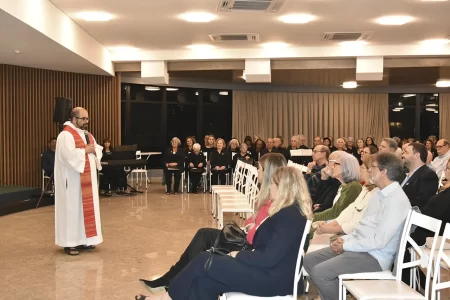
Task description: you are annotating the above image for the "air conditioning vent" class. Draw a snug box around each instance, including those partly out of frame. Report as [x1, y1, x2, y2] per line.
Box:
[322, 32, 372, 41]
[209, 33, 260, 42]
[217, 0, 287, 13]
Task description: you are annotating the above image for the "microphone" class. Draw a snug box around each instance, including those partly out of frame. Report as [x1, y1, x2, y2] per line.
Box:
[84, 130, 90, 145]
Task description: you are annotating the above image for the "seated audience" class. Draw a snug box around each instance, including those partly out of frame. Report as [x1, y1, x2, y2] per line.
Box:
[274, 136, 290, 160]
[354, 138, 365, 163]
[298, 135, 309, 149]
[287, 135, 299, 150]
[335, 138, 346, 151]
[313, 136, 323, 148]
[260, 137, 278, 156]
[253, 138, 266, 161]
[232, 143, 254, 168]
[365, 136, 377, 148]
[361, 145, 378, 163]
[42, 137, 57, 177]
[305, 145, 330, 201]
[210, 138, 229, 185]
[136, 165, 313, 300]
[431, 139, 450, 177]
[311, 151, 343, 205]
[313, 152, 362, 221]
[184, 136, 196, 155]
[401, 143, 439, 208]
[164, 137, 184, 195]
[226, 138, 240, 166]
[345, 137, 356, 155]
[424, 138, 438, 159]
[379, 137, 398, 153]
[202, 135, 216, 159]
[323, 137, 337, 152]
[100, 138, 128, 192]
[314, 155, 377, 235]
[304, 152, 411, 300]
[187, 143, 206, 194]
[243, 135, 253, 150]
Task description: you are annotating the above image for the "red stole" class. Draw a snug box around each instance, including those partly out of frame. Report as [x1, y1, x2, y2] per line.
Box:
[64, 126, 97, 238]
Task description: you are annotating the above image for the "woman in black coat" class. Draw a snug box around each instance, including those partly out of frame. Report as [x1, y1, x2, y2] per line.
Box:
[186, 143, 206, 193]
[164, 137, 185, 195]
[135, 166, 313, 300]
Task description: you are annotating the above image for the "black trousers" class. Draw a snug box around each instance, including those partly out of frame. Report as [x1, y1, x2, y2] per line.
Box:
[211, 169, 227, 185]
[161, 228, 220, 286]
[189, 172, 203, 192]
[165, 169, 181, 193]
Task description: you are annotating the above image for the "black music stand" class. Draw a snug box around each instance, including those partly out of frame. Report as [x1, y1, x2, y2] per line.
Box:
[108, 145, 142, 193]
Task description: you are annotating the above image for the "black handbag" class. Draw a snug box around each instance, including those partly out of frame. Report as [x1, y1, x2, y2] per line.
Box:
[204, 221, 253, 271]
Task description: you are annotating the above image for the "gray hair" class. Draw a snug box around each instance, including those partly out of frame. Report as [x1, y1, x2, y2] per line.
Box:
[193, 143, 201, 151]
[171, 137, 181, 147]
[375, 152, 405, 182]
[338, 152, 361, 183]
[382, 138, 398, 152]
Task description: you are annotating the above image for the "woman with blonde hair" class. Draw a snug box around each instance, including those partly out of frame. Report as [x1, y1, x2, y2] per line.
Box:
[139, 153, 287, 291]
[202, 135, 216, 159]
[210, 138, 228, 185]
[136, 165, 313, 300]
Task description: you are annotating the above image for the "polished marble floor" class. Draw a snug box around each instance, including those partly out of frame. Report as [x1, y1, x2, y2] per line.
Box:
[0, 183, 319, 300]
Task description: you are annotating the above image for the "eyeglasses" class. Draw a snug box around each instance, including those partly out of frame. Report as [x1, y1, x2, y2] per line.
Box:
[334, 162, 341, 166]
[436, 145, 448, 149]
[313, 150, 324, 154]
[76, 117, 89, 121]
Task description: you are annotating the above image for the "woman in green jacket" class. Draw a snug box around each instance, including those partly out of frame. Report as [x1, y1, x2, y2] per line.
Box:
[313, 152, 362, 222]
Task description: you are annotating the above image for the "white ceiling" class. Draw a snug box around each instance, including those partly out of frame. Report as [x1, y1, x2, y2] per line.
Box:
[50, 0, 450, 51]
[0, 9, 109, 75]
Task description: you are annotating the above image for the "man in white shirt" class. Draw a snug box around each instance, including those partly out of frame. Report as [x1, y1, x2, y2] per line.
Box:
[431, 139, 450, 177]
[303, 153, 411, 300]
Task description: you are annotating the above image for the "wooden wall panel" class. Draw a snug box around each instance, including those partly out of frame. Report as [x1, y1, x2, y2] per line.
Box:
[0, 64, 120, 187]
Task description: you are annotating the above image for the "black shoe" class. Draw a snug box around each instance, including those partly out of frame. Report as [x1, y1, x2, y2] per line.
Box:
[139, 277, 169, 289]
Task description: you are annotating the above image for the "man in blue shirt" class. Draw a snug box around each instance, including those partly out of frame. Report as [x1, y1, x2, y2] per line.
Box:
[303, 152, 411, 300]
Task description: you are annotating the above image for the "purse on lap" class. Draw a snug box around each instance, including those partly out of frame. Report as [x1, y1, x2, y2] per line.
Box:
[204, 221, 253, 271]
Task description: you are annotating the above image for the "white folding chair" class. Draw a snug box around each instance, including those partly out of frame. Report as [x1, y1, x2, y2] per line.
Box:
[130, 150, 149, 190]
[220, 220, 312, 300]
[342, 211, 442, 300]
[431, 223, 450, 300]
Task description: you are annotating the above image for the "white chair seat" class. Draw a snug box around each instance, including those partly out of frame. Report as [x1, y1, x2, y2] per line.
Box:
[222, 292, 293, 299]
[343, 280, 425, 300]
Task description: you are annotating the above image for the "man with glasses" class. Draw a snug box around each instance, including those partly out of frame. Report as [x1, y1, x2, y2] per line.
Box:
[305, 145, 330, 200]
[431, 139, 450, 177]
[304, 153, 411, 300]
[54, 107, 104, 256]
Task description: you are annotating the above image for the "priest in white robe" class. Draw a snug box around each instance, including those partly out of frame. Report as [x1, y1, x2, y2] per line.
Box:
[54, 107, 103, 255]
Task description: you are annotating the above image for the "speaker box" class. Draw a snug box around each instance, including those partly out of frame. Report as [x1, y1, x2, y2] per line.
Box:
[53, 97, 72, 123]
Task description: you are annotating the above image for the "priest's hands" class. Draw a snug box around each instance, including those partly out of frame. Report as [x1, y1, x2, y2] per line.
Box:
[85, 145, 95, 154]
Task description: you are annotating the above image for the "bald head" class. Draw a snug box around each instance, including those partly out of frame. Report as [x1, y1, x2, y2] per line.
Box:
[71, 107, 89, 129]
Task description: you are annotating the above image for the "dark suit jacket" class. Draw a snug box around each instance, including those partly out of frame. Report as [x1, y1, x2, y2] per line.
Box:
[169, 204, 309, 299]
[402, 165, 439, 209]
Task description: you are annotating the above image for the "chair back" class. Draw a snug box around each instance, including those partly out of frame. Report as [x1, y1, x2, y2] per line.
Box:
[293, 220, 312, 297]
[395, 210, 442, 297]
[136, 150, 142, 160]
[431, 223, 450, 300]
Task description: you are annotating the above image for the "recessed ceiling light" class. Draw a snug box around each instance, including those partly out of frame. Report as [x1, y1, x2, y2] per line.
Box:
[262, 42, 289, 50]
[403, 94, 416, 98]
[434, 110, 439, 113]
[145, 86, 160, 91]
[77, 11, 113, 21]
[195, 92, 199, 96]
[426, 108, 436, 111]
[421, 39, 450, 46]
[279, 14, 316, 24]
[393, 108, 401, 112]
[167, 88, 179, 91]
[219, 91, 229, 96]
[179, 12, 216, 23]
[426, 103, 438, 107]
[342, 81, 357, 89]
[339, 41, 368, 46]
[376, 15, 414, 25]
[187, 44, 215, 50]
[434, 93, 439, 96]
[436, 80, 450, 87]
[14, 50, 20, 54]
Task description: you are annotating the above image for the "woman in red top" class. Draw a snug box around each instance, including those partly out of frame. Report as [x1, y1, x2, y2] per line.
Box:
[139, 153, 287, 291]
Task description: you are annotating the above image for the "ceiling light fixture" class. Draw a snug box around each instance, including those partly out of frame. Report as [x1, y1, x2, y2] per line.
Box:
[279, 14, 316, 24]
[219, 91, 229, 96]
[179, 12, 216, 23]
[393, 108, 401, 112]
[434, 93, 439, 96]
[262, 42, 289, 50]
[421, 39, 450, 46]
[14, 50, 20, 54]
[342, 81, 357, 89]
[436, 80, 450, 87]
[426, 103, 438, 107]
[187, 44, 215, 50]
[403, 94, 416, 98]
[434, 110, 439, 113]
[145, 86, 160, 91]
[426, 108, 436, 112]
[166, 88, 179, 91]
[77, 11, 113, 21]
[376, 15, 414, 25]
[195, 92, 199, 96]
